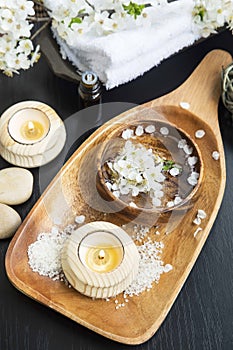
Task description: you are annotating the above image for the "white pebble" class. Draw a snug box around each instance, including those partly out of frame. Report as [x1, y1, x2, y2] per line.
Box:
[145, 125, 155, 133]
[179, 101, 190, 110]
[195, 130, 205, 139]
[135, 125, 144, 136]
[194, 227, 202, 238]
[197, 209, 207, 219]
[169, 167, 180, 176]
[0, 167, 33, 205]
[212, 151, 220, 160]
[75, 215, 85, 224]
[0, 203, 22, 239]
[160, 127, 169, 136]
[122, 129, 133, 140]
[193, 217, 201, 225]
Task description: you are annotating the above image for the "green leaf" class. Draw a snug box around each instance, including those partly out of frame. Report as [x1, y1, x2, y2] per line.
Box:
[69, 17, 82, 27]
[162, 160, 175, 171]
[123, 2, 145, 19]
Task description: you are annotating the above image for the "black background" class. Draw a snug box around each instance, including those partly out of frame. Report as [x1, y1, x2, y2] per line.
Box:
[0, 29, 233, 350]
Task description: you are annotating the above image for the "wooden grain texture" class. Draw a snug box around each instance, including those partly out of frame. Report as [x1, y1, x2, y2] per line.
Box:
[5, 50, 232, 345]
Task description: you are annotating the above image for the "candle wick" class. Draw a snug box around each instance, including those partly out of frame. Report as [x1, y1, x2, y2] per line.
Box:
[98, 249, 105, 260]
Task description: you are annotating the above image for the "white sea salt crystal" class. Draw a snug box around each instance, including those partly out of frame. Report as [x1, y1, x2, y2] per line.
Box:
[179, 101, 190, 110]
[174, 196, 182, 205]
[129, 202, 137, 208]
[124, 240, 171, 297]
[145, 125, 155, 133]
[122, 128, 133, 140]
[75, 215, 85, 224]
[188, 156, 198, 166]
[105, 182, 112, 191]
[193, 217, 201, 225]
[187, 176, 198, 186]
[155, 231, 160, 235]
[51, 226, 59, 235]
[167, 201, 174, 207]
[197, 209, 207, 219]
[152, 197, 161, 207]
[212, 151, 220, 160]
[164, 264, 173, 273]
[183, 144, 193, 155]
[135, 125, 144, 136]
[112, 190, 120, 198]
[178, 139, 187, 149]
[53, 217, 62, 225]
[169, 167, 180, 176]
[28, 230, 69, 279]
[112, 183, 119, 191]
[160, 127, 169, 136]
[195, 129, 205, 139]
[194, 227, 202, 238]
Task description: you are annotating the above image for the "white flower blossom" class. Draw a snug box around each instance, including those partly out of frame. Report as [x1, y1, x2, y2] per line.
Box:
[0, 0, 39, 76]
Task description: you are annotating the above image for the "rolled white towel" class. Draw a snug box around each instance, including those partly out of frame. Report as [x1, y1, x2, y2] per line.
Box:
[45, 0, 200, 89]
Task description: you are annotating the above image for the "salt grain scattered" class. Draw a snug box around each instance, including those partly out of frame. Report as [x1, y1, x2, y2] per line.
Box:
[28, 230, 70, 279]
[145, 125, 155, 133]
[160, 127, 169, 136]
[174, 196, 182, 205]
[193, 217, 201, 225]
[188, 156, 198, 166]
[169, 167, 180, 176]
[75, 215, 85, 224]
[178, 139, 187, 149]
[167, 201, 174, 207]
[163, 264, 173, 273]
[129, 201, 137, 208]
[179, 101, 190, 110]
[194, 227, 202, 238]
[212, 151, 220, 160]
[197, 209, 207, 219]
[124, 240, 172, 297]
[195, 130, 205, 139]
[183, 144, 193, 155]
[122, 129, 134, 140]
[135, 125, 144, 136]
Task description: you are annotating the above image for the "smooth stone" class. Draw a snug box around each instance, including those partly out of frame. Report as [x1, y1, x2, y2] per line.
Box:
[0, 203, 21, 239]
[0, 167, 33, 205]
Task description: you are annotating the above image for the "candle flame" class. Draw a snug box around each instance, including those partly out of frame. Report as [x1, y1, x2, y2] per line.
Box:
[27, 121, 35, 132]
[98, 249, 105, 260]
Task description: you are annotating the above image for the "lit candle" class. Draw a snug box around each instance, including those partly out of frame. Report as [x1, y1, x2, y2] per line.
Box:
[62, 221, 140, 298]
[79, 231, 124, 273]
[8, 108, 50, 145]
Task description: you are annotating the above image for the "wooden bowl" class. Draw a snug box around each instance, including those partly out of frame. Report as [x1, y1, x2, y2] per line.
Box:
[96, 118, 203, 225]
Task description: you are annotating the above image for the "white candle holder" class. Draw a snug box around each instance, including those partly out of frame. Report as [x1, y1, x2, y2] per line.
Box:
[0, 101, 66, 168]
[62, 221, 140, 299]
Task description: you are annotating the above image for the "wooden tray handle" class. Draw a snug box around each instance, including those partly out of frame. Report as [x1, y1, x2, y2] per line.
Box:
[151, 49, 232, 125]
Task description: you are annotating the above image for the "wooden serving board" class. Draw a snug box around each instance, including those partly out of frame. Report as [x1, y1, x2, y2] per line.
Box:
[5, 50, 232, 345]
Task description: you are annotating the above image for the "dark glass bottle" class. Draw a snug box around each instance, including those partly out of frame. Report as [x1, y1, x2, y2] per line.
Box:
[78, 71, 102, 109]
